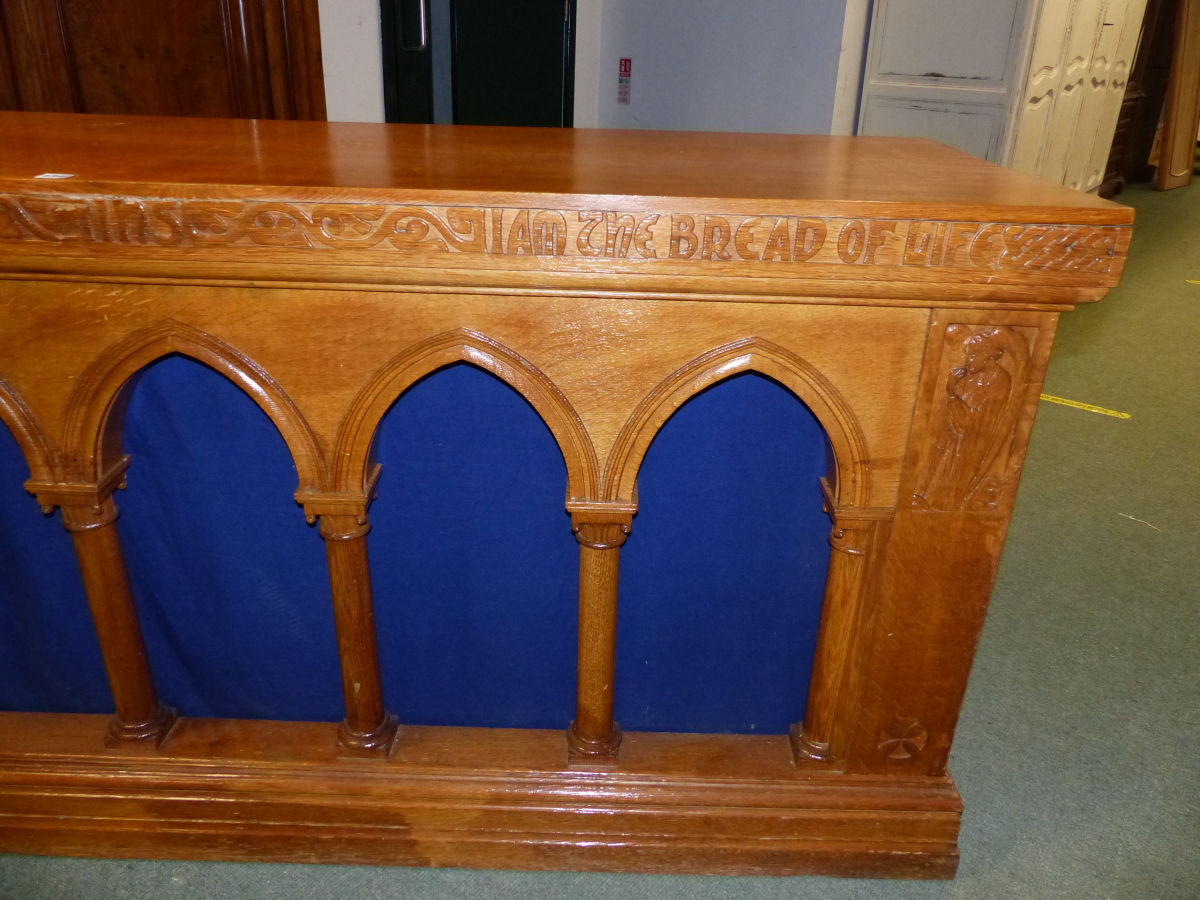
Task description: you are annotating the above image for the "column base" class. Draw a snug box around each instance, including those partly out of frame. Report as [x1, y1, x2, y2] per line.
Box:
[788, 722, 839, 765]
[104, 706, 178, 751]
[567, 720, 622, 767]
[338, 713, 400, 757]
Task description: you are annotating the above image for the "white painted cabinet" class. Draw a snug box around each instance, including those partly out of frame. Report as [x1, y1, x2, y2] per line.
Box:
[857, 0, 1149, 191]
[1009, 0, 1149, 190]
[858, 0, 1035, 162]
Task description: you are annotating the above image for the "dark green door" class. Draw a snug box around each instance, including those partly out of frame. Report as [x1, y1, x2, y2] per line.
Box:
[382, 0, 575, 127]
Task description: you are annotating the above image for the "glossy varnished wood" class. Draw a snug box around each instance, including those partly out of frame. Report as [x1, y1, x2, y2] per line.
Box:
[0, 713, 961, 877]
[1156, 0, 1200, 190]
[0, 112, 1131, 217]
[0, 113, 1133, 877]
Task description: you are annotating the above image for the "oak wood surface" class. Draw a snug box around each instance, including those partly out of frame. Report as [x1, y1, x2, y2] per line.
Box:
[0, 713, 961, 877]
[0, 112, 1133, 878]
[0, 112, 1130, 220]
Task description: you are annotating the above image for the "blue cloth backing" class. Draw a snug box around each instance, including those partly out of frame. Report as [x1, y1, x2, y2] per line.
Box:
[0, 356, 830, 734]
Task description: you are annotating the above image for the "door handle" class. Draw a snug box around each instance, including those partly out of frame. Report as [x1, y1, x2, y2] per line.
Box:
[399, 0, 428, 51]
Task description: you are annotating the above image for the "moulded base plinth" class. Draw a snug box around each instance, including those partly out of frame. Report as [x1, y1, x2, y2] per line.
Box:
[0, 712, 961, 879]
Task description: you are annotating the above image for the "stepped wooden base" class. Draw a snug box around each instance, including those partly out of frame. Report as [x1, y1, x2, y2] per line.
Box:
[0, 713, 960, 878]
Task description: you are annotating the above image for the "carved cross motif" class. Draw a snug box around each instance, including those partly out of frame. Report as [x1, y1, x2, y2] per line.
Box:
[878, 718, 928, 760]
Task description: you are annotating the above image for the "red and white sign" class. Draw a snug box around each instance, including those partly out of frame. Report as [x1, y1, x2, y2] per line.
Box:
[618, 58, 631, 105]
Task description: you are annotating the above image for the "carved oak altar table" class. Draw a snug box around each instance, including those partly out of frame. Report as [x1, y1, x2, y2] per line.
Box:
[0, 112, 1131, 878]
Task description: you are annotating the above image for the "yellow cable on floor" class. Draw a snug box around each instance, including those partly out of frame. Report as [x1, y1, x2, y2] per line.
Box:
[1039, 394, 1131, 419]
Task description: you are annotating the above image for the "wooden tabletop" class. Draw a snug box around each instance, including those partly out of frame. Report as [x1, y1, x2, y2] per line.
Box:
[0, 112, 1132, 224]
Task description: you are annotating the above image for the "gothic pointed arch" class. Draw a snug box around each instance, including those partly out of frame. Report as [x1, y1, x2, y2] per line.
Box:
[334, 329, 599, 501]
[0, 376, 59, 486]
[62, 320, 327, 490]
[604, 338, 871, 507]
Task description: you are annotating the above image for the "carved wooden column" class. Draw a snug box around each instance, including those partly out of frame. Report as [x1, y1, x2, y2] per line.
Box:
[842, 313, 1055, 776]
[791, 480, 891, 765]
[301, 467, 397, 754]
[30, 458, 176, 748]
[566, 502, 634, 763]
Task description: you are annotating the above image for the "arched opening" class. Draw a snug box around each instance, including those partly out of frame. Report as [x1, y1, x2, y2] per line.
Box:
[116, 355, 341, 720]
[368, 363, 577, 729]
[0, 421, 110, 713]
[615, 371, 830, 734]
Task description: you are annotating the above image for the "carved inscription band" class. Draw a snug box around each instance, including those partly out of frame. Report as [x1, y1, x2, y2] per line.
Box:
[0, 195, 1121, 274]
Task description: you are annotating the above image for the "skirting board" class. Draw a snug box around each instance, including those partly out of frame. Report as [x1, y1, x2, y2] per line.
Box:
[0, 713, 961, 878]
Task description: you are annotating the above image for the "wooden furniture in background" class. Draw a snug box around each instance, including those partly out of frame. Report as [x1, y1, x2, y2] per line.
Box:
[1102, 0, 1169, 196]
[0, 0, 324, 119]
[1155, 0, 1200, 189]
[0, 113, 1132, 878]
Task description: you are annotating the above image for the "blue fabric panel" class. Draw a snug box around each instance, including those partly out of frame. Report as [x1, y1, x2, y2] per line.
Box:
[118, 357, 343, 721]
[616, 372, 829, 734]
[0, 358, 829, 735]
[0, 425, 111, 713]
[369, 364, 578, 729]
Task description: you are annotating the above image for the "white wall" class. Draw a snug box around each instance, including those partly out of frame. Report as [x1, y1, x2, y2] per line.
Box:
[318, 0, 386, 123]
[575, 0, 847, 134]
[318, 0, 850, 134]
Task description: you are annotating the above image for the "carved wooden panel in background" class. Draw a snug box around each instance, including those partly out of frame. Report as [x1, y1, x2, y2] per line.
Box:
[0, 0, 324, 120]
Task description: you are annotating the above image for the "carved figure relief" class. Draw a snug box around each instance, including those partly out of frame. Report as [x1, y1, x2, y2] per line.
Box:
[912, 325, 1031, 513]
[0, 194, 1124, 274]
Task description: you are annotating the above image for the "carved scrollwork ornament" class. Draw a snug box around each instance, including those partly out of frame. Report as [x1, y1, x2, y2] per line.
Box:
[0, 194, 1124, 273]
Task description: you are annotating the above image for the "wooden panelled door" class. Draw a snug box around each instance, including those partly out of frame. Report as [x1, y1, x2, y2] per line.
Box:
[0, 0, 325, 120]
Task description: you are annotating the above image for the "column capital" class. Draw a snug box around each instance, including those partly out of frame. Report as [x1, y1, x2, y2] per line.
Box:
[28, 455, 131, 518]
[567, 502, 635, 550]
[318, 513, 371, 541]
[61, 496, 120, 532]
[298, 464, 381, 536]
[819, 477, 893, 555]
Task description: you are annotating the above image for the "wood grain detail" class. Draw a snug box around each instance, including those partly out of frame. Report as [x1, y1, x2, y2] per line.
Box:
[0, 714, 963, 878]
[845, 311, 1057, 777]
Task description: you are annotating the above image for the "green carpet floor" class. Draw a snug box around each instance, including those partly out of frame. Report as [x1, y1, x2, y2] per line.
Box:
[1, 180, 1197, 899]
